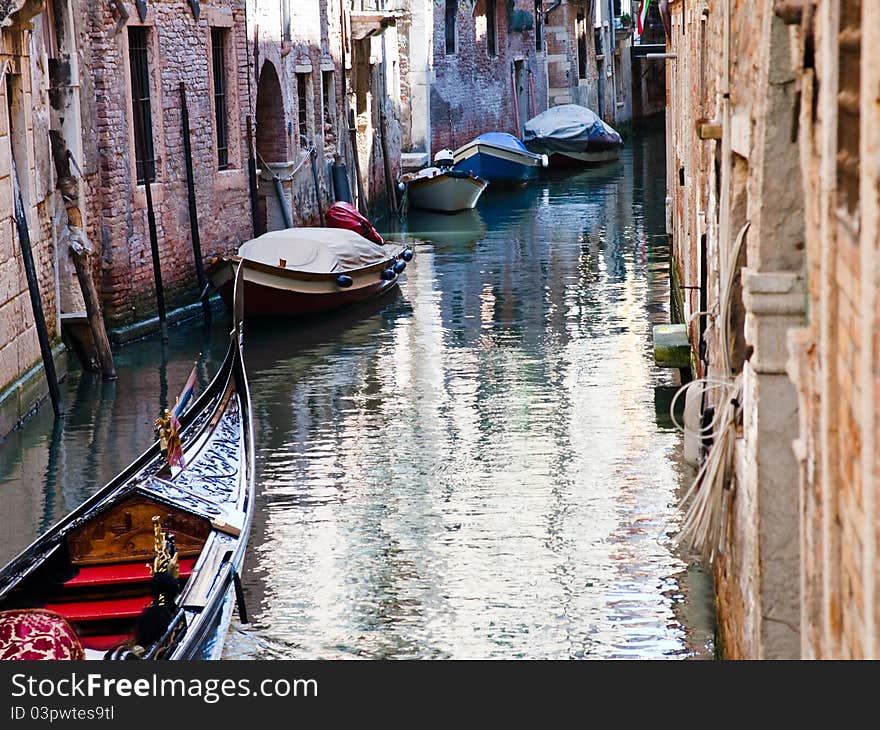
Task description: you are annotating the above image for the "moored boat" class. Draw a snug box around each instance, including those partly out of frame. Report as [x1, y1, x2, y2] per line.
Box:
[452, 132, 547, 185]
[400, 149, 488, 213]
[0, 268, 254, 660]
[523, 104, 624, 167]
[208, 228, 413, 319]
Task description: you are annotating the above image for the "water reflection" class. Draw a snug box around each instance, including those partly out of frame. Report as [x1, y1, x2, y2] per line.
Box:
[224, 119, 713, 659]
[0, 118, 714, 659]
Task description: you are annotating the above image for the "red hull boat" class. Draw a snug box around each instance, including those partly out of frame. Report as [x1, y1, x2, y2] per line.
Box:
[208, 227, 413, 319]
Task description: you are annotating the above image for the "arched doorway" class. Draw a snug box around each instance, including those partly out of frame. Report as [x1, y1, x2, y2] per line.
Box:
[256, 62, 287, 165]
[255, 62, 288, 234]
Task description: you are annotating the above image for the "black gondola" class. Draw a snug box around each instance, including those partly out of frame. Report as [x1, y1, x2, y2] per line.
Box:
[0, 267, 254, 660]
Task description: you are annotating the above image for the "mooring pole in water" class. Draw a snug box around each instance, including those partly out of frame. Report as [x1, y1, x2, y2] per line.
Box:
[69, 238, 117, 380]
[309, 145, 325, 226]
[378, 103, 398, 217]
[331, 154, 353, 203]
[246, 115, 259, 237]
[179, 83, 211, 322]
[11, 152, 64, 417]
[131, 90, 168, 343]
[348, 108, 368, 217]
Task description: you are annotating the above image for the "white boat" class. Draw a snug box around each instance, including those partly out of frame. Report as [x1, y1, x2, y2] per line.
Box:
[401, 149, 488, 213]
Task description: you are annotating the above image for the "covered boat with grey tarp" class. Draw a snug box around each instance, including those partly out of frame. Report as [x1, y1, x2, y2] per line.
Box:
[523, 104, 624, 167]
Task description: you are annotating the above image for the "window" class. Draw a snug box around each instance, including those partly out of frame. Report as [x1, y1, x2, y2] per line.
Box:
[212, 28, 230, 170]
[576, 13, 588, 79]
[128, 26, 155, 183]
[322, 70, 336, 148]
[445, 0, 457, 54]
[534, 0, 543, 51]
[297, 72, 310, 145]
[837, 0, 860, 213]
[486, 0, 497, 57]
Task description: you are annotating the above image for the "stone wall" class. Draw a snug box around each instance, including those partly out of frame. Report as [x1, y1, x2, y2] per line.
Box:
[544, 1, 599, 111]
[667, 0, 880, 659]
[786, 0, 880, 659]
[249, 0, 402, 230]
[0, 7, 68, 431]
[665, 0, 803, 658]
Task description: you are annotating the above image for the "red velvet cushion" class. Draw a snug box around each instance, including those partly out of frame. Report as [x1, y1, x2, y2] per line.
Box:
[64, 558, 196, 588]
[0, 609, 84, 660]
[44, 595, 152, 623]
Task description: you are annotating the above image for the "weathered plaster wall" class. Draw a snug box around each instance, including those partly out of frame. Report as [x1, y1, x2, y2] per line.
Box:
[0, 8, 67, 431]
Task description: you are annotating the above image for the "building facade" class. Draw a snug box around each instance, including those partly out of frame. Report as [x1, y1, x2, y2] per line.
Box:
[0, 0, 406, 436]
[404, 0, 549, 157]
[85, 0, 253, 329]
[249, 0, 403, 233]
[0, 0, 78, 434]
[666, 0, 880, 658]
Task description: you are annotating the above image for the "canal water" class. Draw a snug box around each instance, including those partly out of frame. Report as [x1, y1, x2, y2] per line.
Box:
[0, 119, 715, 659]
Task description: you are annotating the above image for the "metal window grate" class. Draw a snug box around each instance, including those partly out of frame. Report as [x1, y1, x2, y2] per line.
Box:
[128, 26, 155, 184]
[445, 0, 457, 54]
[576, 13, 588, 79]
[487, 0, 497, 57]
[297, 73, 309, 145]
[212, 28, 229, 170]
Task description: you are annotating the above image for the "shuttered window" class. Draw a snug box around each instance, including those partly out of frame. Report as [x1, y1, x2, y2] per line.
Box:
[487, 0, 497, 57]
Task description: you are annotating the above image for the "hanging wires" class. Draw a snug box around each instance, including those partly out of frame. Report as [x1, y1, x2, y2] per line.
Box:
[667, 220, 751, 565]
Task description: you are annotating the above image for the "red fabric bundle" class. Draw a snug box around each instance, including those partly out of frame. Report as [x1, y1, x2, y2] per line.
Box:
[326, 202, 385, 245]
[0, 609, 85, 660]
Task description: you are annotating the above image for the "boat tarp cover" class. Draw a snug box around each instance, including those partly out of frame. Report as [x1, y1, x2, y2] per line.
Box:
[473, 132, 529, 152]
[238, 228, 399, 274]
[522, 105, 623, 153]
[325, 201, 385, 245]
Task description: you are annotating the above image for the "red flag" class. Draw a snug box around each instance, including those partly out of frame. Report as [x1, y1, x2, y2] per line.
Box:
[637, 0, 652, 35]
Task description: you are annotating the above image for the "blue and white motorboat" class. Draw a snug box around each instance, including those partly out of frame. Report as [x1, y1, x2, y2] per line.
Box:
[452, 132, 547, 186]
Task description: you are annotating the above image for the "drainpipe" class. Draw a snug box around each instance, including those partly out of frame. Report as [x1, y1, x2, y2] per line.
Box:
[718, 0, 732, 285]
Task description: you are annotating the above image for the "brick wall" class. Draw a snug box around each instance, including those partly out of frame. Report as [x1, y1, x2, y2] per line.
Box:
[430, 0, 548, 154]
[84, 0, 253, 328]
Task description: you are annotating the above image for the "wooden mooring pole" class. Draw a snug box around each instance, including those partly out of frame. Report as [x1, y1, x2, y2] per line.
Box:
[11, 152, 64, 417]
[67, 214, 117, 380]
[348, 108, 367, 217]
[309, 145, 325, 226]
[132, 86, 168, 343]
[246, 115, 259, 237]
[179, 83, 211, 322]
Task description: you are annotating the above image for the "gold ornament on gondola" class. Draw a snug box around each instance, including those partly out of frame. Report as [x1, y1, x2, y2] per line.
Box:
[149, 515, 180, 582]
[155, 407, 185, 468]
